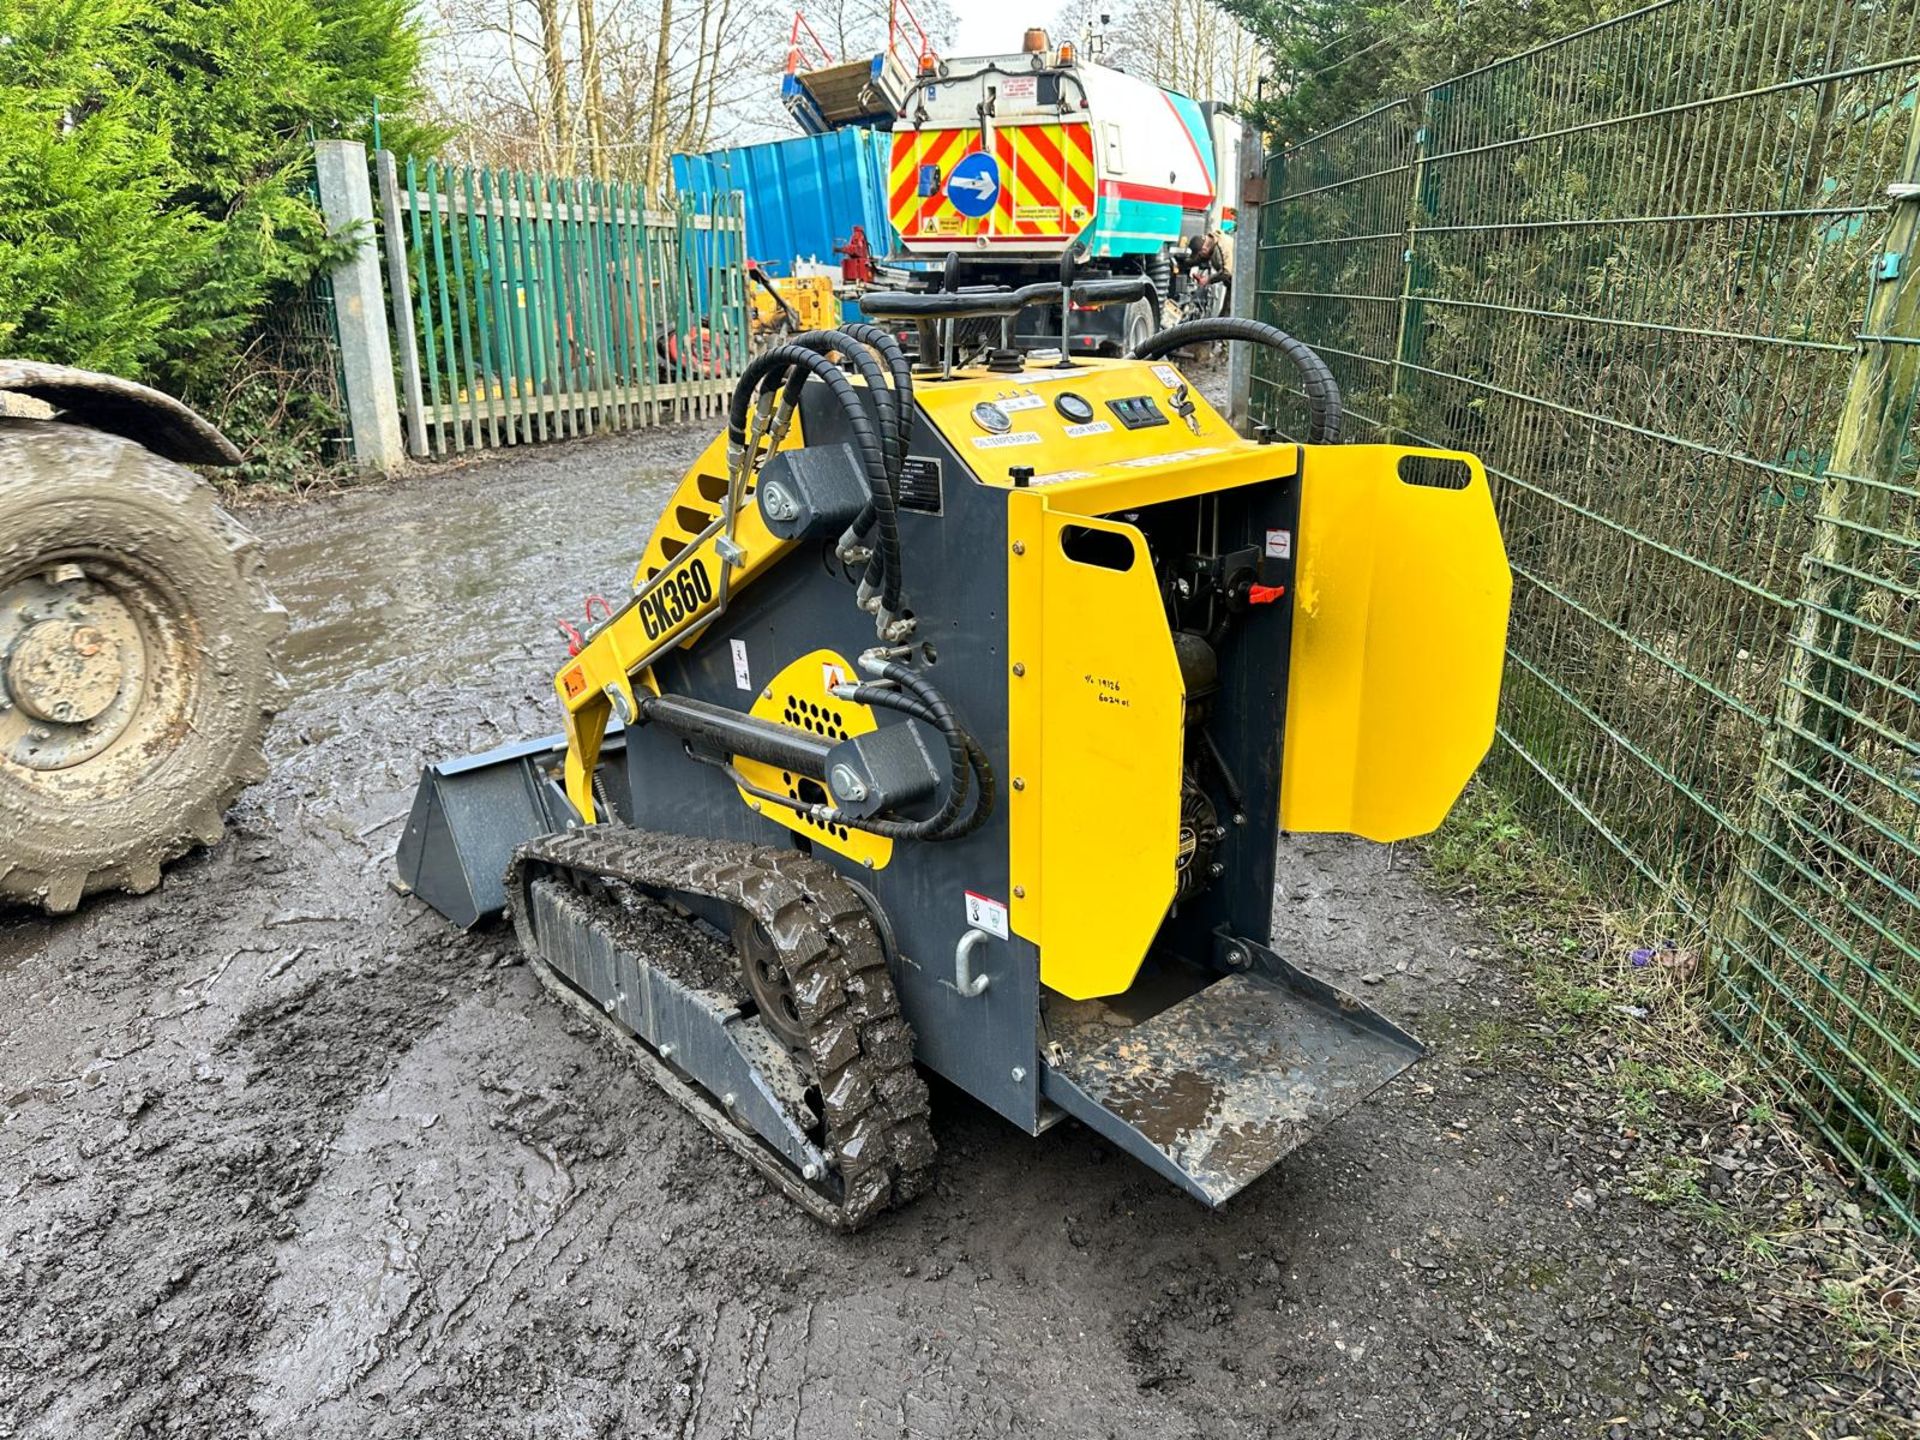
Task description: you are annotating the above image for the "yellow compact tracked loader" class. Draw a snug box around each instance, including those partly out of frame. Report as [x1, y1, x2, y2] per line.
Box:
[398, 272, 1510, 1229]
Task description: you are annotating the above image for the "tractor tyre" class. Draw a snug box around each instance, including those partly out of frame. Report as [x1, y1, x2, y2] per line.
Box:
[0, 418, 286, 913]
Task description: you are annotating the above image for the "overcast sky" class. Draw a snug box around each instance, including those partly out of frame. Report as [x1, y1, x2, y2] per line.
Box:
[953, 1, 1080, 54]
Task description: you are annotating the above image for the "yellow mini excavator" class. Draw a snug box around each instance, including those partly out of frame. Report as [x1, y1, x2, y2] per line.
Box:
[398, 272, 1510, 1229]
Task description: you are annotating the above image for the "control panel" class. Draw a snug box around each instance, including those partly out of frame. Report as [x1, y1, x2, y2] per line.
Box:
[1107, 395, 1169, 430]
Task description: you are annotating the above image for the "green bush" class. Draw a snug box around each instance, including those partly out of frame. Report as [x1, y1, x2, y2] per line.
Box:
[0, 0, 435, 398]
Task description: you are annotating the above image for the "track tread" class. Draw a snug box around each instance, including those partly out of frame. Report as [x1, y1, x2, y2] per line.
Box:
[506, 825, 935, 1230]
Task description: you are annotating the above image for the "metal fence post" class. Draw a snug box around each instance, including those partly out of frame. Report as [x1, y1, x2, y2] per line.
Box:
[1717, 112, 1920, 992]
[1386, 95, 1435, 441]
[374, 150, 429, 458]
[314, 140, 405, 472]
[1227, 152, 1266, 432]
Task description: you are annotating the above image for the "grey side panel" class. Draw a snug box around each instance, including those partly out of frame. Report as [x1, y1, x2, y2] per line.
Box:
[628, 386, 1046, 1131]
[0, 361, 241, 466]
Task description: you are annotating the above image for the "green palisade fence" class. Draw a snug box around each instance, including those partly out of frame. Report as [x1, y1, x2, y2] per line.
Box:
[386, 154, 749, 455]
[1254, 0, 1920, 1227]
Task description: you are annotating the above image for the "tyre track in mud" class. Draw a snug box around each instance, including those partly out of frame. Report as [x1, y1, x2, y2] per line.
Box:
[1, 420, 1913, 1439]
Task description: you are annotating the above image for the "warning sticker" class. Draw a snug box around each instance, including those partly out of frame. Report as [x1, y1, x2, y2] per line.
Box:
[999, 74, 1037, 102]
[1064, 420, 1113, 439]
[1265, 528, 1293, 559]
[730, 638, 752, 691]
[1014, 204, 1061, 224]
[1114, 446, 1225, 469]
[964, 890, 1010, 939]
[972, 431, 1042, 449]
[822, 659, 851, 693]
[562, 665, 586, 698]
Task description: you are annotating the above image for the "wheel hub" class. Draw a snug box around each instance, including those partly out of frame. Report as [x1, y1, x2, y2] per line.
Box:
[9, 621, 124, 724]
[0, 568, 149, 770]
[735, 912, 810, 1054]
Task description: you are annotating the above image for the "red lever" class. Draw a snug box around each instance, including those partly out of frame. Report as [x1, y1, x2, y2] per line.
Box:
[1248, 583, 1287, 606]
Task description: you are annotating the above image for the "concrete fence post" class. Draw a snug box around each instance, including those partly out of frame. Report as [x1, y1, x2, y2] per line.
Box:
[314, 139, 405, 473]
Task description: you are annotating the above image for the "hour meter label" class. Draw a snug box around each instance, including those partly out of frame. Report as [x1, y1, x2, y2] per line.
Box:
[1265, 528, 1293, 559]
[972, 432, 1042, 449]
[730, 638, 752, 691]
[964, 890, 1010, 939]
[638, 557, 714, 639]
[1064, 421, 1113, 438]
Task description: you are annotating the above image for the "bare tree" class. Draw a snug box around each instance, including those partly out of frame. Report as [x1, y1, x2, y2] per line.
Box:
[1052, 0, 1261, 105]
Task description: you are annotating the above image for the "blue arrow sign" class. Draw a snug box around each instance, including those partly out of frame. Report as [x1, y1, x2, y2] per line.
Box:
[946, 152, 1001, 219]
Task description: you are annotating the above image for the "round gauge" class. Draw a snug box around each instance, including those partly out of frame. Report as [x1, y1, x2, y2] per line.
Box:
[970, 401, 1012, 434]
[1054, 392, 1095, 424]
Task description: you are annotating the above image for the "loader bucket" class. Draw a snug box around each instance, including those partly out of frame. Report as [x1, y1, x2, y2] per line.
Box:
[394, 730, 627, 928]
[1040, 939, 1423, 1207]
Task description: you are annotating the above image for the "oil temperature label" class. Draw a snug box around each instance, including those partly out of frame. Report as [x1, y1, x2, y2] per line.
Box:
[972, 432, 1042, 449]
[964, 890, 1010, 939]
[900, 455, 943, 514]
[1064, 421, 1113, 438]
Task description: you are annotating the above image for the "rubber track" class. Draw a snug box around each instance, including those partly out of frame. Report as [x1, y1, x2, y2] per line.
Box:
[505, 826, 936, 1230]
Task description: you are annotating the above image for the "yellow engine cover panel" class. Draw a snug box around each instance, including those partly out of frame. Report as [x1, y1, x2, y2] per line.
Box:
[1280, 445, 1511, 841]
[1008, 501, 1185, 1001]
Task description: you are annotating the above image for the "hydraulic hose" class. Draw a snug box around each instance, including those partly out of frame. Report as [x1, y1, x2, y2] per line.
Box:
[858, 689, 996, 840]
[1130, 317, 1344, 445]
[837, 672, 995, 841]
[833, 323, 917, 597]
[837, 322, 914, 477]
[786, 329, 901, 497]
[728, 345, 902, 615]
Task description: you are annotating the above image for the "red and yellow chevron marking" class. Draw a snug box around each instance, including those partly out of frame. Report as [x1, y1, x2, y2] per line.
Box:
[888, 123, 1095, 247]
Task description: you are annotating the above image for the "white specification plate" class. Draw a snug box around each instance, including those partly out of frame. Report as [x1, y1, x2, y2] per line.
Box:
[730, 638, 752, 691]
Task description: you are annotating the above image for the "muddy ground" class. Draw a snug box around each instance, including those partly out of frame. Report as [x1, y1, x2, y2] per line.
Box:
[2, 422, 1915, 1439]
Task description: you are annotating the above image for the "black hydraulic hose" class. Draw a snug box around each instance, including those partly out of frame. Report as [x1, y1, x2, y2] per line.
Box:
[834, 323, 917, 583]
[1130, 317, 1344, 445]
[775, 360, 903, 616]
[787, 329, 900, 494]
[842, 682, 996, 840]
[838, 322, 914, 476]
[730, 344, 902, 614]
[843, 664, 971, 839]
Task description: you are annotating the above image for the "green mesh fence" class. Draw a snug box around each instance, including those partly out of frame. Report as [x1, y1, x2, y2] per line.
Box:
[389, 159, 751, 456]
[1253, 0, 1920, 1227]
